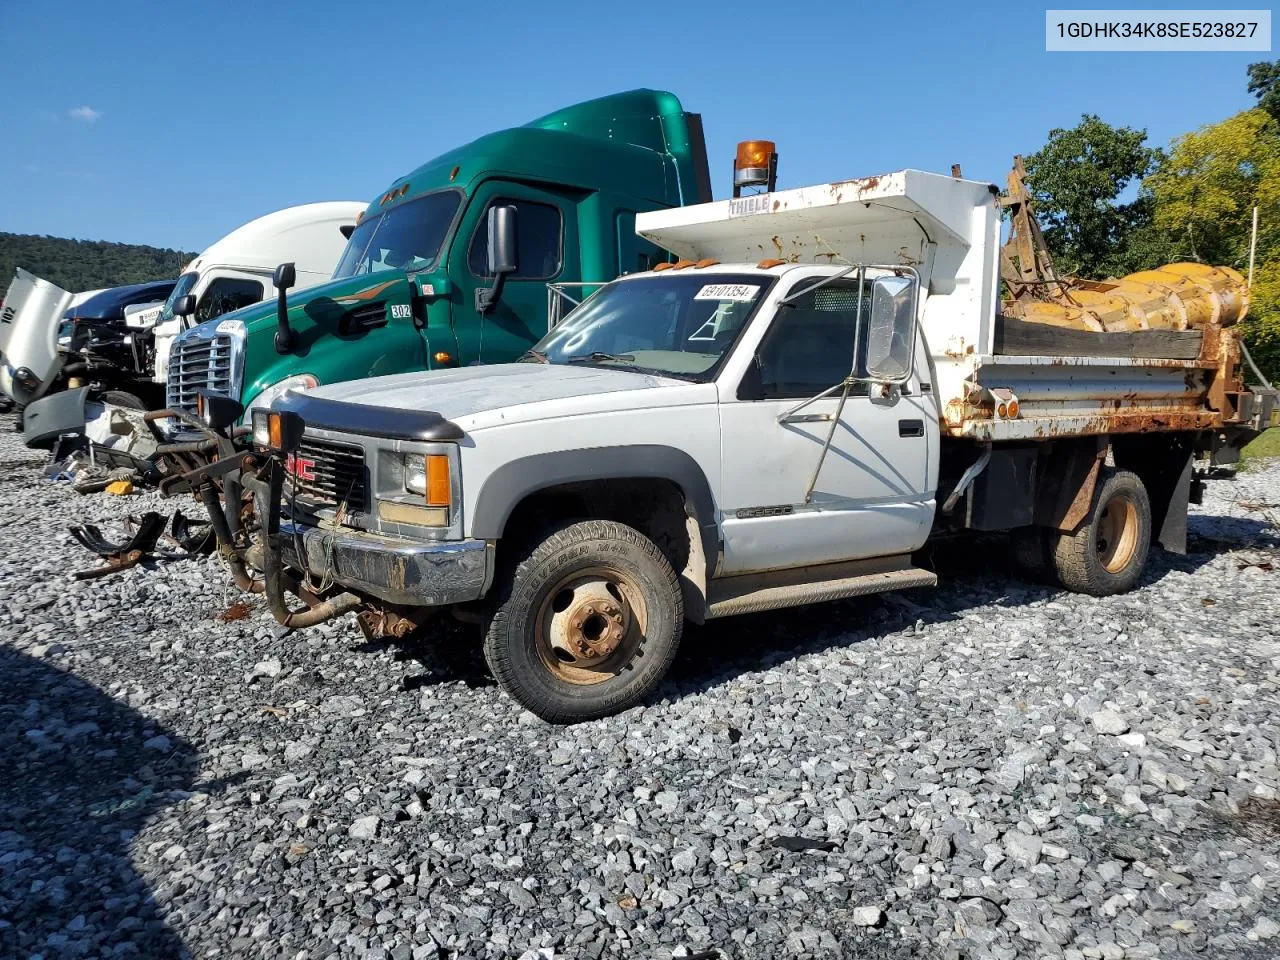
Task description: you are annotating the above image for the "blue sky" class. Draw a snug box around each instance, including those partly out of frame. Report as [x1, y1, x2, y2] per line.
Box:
[0, 0, 1268, 254]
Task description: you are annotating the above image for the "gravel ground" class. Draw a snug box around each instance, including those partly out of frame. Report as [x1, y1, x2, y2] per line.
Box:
[3, 411, 1280, 960]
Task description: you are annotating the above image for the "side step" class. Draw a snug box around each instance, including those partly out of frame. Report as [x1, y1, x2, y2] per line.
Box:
[706, 555, 936, 619]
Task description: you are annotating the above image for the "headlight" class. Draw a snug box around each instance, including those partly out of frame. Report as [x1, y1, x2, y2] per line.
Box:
[243, 374, 319, 422]
[403, 453, 450, 505]
[384, 452, 452, 527]
[251, 409, 304, 453]
[252, 409, 270, 447]
[404, 454, 427, 495]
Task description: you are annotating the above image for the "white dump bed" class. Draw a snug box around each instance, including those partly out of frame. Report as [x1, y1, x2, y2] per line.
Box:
[638, 173, 1241, 442]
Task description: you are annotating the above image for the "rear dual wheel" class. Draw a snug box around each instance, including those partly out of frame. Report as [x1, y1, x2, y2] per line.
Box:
[484, 520, 683, 723]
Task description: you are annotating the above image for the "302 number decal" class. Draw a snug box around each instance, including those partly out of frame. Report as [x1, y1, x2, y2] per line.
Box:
[390, 304, 412, 319]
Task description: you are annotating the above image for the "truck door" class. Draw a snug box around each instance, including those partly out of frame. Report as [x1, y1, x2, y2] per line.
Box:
[447, 184, 580, 365]
[717, 276, 937, 575]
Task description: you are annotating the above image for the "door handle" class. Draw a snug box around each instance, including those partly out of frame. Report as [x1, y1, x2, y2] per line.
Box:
[898, 419, 924, 438]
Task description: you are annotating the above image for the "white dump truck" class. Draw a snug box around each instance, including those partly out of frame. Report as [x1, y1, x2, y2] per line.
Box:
[207, 161, 1272, 722]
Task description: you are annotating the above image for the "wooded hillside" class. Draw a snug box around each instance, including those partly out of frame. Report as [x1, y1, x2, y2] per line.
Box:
[0, 233, 196, 294]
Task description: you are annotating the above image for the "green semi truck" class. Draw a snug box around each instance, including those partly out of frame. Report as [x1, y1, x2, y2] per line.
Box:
[162, 89, 711, 421]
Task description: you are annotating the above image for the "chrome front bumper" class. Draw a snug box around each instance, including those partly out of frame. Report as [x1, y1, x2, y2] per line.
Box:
[278, 520, 493, 608]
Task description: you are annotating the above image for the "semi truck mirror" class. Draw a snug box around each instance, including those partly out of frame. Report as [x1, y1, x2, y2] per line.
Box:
[487, 205, 518, 275]
[273, 262, 297, 291]
[273, 262, 298, 354]
[476, 205, 518, 314]
[865, 275, 916, 382]
[174, 294, 196, 319]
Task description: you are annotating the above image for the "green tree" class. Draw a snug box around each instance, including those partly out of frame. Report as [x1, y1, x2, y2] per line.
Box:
[1248, 60, 1280, 122]
[1022, 114, 1165, 278]
[1145, 109, 1280, 380]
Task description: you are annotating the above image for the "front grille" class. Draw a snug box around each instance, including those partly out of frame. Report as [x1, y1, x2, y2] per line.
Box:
[166, 332, 235, 414]
[289, 436, 368, 511]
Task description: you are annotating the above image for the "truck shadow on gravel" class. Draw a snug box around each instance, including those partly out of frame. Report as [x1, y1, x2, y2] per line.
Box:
[660, 513, 1277, 701]
[0, 646, 198, 959]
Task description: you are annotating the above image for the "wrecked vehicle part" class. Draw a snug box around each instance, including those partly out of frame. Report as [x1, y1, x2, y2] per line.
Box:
[244, 461, 361, 629]
[68, 509, 214, 579]
[68, 513, 166, 580]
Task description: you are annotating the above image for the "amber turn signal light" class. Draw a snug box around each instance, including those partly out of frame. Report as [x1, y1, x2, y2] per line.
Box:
[425, 455, 450, 506]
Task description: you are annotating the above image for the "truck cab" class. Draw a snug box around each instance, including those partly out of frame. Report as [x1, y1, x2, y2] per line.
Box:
[155, 201, 364, 390]
[160, 89, 710, 420]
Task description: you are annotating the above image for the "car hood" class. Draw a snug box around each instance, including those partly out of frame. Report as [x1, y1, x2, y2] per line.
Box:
[305, 363, 707, 430]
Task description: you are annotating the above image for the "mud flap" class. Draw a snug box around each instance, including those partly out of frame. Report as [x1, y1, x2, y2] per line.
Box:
[1112, 434, 1195, 556]
[1154, 453, 1192, 555]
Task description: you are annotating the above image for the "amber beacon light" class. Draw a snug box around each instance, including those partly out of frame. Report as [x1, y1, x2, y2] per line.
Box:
[733, 140, 778, 197]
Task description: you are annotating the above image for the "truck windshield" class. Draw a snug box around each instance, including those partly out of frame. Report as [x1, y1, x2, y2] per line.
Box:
[159, 271, 199, 323]
[531, 273, 772, 381]
[333, 191, 461, 279]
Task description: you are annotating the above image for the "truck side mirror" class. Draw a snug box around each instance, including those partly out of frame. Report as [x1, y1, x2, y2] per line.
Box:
[174, 294, 196, 319]
[273, 262, 297, 354]
[477, 205, 518, 314]
[339, 224, 355, 239]
[865, 274, 917, 383]
[273, 262, 297, 291]
[487, 205, 518, 275]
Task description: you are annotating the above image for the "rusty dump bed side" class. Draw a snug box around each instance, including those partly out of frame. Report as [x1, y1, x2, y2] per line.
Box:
[942, 320, 1256, 442]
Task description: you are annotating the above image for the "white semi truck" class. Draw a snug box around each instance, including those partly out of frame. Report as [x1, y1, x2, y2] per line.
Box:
[152, 201, 365, 388]
[197, 165, 1272, 722]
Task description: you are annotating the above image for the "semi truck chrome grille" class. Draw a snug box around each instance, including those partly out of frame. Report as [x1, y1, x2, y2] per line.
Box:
[287, 437, 368, 511]
[165, 332, 235, 414]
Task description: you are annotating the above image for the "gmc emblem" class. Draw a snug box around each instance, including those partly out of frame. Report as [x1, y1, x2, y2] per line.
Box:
[286, 454, 316, 482]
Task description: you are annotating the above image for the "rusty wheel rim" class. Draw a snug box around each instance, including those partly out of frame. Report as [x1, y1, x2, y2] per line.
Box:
[1096, 492, 1139, 573]
[534, 566, 647, 685]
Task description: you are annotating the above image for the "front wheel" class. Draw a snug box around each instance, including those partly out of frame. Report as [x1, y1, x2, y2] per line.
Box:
[1051, 468, 1152, 596]
[483, 520, 683, 723]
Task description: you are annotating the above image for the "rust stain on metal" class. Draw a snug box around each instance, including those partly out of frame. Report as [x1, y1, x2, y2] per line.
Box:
[1060, 453, 1104, 530]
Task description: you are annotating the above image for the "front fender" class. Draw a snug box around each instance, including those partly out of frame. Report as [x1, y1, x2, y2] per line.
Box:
[469, 444, 720, 582]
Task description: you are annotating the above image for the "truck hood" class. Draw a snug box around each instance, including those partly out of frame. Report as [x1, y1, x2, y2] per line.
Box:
[306, 363, 705, 430]
[190, 271, 406, 339]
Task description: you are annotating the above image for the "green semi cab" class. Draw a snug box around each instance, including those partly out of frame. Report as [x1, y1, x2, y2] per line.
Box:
[162, 90, 711, 421]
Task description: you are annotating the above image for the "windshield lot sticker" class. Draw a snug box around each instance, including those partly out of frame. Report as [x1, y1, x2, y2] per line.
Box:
[694, 284, 760, 302]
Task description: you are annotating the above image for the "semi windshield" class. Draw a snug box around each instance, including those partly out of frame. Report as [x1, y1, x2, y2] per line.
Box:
[531, 273, 771, 381]
[159, 271, 199, 323]
[333, 191, 461, 279]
